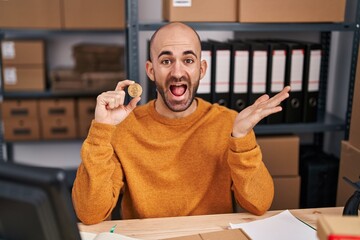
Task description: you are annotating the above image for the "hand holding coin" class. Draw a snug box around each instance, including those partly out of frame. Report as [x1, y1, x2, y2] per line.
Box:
[128, 83, 143, 98]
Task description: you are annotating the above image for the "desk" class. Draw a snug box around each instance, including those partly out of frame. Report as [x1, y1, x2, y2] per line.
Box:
[78, 207, 343, 239]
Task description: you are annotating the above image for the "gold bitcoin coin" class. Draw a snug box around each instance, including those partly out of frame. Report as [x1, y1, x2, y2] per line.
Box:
[128, 83, 143, 98]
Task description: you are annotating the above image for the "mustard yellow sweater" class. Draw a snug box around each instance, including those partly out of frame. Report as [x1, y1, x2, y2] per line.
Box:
[72, 98, 274, 224]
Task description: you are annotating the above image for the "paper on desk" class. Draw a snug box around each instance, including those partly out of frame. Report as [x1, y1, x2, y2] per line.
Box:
[229, 210, 317, 240]
[80, 231, 141, 240]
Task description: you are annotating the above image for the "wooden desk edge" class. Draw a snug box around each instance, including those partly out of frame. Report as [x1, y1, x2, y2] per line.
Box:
[78, 207, 345, 239]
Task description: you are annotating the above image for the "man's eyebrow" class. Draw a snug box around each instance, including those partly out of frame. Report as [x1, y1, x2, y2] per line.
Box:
[158, 50, 172, 59]
[157, 50, 198, 59]
[184, 50, 198, 59]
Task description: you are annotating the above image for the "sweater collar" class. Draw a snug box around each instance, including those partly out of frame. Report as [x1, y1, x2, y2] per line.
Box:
[147, 98, 209, 126]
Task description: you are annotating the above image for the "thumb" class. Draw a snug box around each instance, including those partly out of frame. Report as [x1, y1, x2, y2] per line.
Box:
[125, 97, 141, 112]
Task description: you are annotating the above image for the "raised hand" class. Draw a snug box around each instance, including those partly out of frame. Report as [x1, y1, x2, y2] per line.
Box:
[94, 80, 141, 125]
[232, 86, 291, 138]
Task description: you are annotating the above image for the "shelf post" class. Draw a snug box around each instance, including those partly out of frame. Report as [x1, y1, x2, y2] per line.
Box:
[126, 0, 140, 82]
[345, 0, 360, 140]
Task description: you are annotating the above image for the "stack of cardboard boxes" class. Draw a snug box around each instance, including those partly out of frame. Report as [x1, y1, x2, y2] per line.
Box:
[0, 0, 125, 30]
[1, 98, 96, 140]
[2, 100, 41, 141]
[1, 40, 45, 92]
[336, 45, 360, 207]
[50, 43, 125, 93]
[233, 135, 300, 212]
[257, 135, 301, 210]
[39, 99, 77, 140]
[163, 0, 345, 23]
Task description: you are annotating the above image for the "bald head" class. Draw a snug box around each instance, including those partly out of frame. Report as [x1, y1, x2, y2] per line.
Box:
[149, 22, 202, 61]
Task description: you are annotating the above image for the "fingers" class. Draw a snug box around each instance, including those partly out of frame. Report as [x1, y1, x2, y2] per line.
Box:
[98, 79, 142, 109]
[115, 79, 135, 91]
[98, 90, 126, 110]
[126, 97, 142, 112]
[253, 94, 270, 105]
[262, 86, 291, 108]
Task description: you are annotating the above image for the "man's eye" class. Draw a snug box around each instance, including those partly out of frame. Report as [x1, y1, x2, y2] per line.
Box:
[161, 59, 171, 65]
[185, 59, 194, 64]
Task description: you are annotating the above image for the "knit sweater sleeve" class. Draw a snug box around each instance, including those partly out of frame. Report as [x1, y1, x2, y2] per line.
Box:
[72, 121, 124, 225]
[227, 130, 274, 215]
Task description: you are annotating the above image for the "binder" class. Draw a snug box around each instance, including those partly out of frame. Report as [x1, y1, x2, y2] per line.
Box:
[197, 41, 213, 102]
[302, 42, 322, 123]
[208, 40, 232, 107]
[262, 40, 287, 124]
[245, 41, 268, 106]
[282, 41, 306, 123]
[229, 40, 250, 112]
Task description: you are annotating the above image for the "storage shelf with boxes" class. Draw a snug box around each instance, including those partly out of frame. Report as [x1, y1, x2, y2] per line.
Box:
[0, 1, 127, 163]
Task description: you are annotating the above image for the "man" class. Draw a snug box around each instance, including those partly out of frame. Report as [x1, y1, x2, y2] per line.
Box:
[72, 22, 290, 224]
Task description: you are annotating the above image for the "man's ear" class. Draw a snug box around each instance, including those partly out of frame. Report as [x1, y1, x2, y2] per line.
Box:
[146, 60, 155, 81]
[199, 59, 208, 80]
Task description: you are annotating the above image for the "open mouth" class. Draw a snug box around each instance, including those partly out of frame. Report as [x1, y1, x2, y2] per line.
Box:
[170, 84, 187, 97]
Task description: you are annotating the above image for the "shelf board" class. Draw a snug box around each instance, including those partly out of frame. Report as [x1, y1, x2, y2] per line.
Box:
[254, 112, 345, 134]
[139, 22, 357, 32]
[1, 90, 100, 99]
[0, 29, 125, 38]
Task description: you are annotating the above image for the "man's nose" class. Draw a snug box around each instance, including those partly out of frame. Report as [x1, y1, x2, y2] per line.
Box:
[170, 61, 185, 79]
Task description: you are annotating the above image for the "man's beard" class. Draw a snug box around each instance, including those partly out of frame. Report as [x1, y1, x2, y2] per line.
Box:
[154, 75, 200, 112]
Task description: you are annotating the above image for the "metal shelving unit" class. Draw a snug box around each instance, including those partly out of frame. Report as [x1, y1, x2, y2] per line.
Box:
[0, 0, 359, 161]
[125, 0, 359, 139]
[0, 28, 126, 162]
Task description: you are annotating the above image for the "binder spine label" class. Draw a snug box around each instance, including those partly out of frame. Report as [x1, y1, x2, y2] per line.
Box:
[215, 50, 230, 93]
[198, 50, 211, 94]
[290, 49, 304, 91]
[271, 50, 286, 92]
[308, 50, 321, 92]
[252, 50, 267, 93]
[234, 50, 249, 93]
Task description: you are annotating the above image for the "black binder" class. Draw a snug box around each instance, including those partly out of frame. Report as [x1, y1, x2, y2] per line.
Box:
[262, 40, 287, 124]
[302, 42, 322, 123]
[208, 40, 232, 107]
[197, 41, 213, 102]
[229, 40, 250, 112]
[245, 41, 268, 106]
[282, 41, 306, 123]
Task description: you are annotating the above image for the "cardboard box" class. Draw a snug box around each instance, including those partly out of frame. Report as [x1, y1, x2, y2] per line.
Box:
[349, 44, 360, 150]
[50, 69, 124, 93]
[337, 141, 360, 207]
[271, 176, 301, 210]
[63, 0, 125, 29]
[163, 0, 237, 22]
[0, 0, 62, 29]
[50, 69, 83, 91]
[164, 229, 250, 240]
[1, 40, 44, 65]
[317, 215, 360, 240]
[2, 66, 45, 92]
[39, 99, 75, 118]
[238, 0, 346, 23]
[3, 117, 40, 141]
[40, 116, 77, 140]
[1, 100, 39, 118]
[77, 98, 96, 138]
[257, 135, 299, 176]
